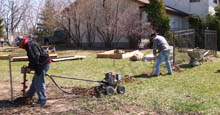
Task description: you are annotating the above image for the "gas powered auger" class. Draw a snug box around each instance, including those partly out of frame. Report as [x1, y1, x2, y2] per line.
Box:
[46, 72, 126, 96]
[94, 72, 125, 96]
[21, 66, 125, 96]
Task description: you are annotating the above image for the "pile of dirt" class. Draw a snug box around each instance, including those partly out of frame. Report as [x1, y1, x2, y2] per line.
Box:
[121, 76, 135, 83]
[203, 56, 215, 62]
[13, 97, 35, 105]
[72, 86, 96, 96]
[172, 65, 183, 72]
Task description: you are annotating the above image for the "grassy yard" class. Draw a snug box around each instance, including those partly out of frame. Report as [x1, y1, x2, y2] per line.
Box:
[0, 49, 220, 114]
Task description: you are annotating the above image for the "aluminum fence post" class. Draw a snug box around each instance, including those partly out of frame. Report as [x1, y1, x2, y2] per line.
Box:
[9, 55, 14, 103]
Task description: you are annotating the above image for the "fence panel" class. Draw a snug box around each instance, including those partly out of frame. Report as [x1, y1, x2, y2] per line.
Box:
[173, 29, 195, 65]
[172, 29, 217, 65]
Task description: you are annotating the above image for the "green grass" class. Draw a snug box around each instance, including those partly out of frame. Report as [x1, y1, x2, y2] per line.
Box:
[1, 49, 220, 114]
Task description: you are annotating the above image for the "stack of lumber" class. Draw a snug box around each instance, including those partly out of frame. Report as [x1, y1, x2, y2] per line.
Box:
[97, 49, 140, 59]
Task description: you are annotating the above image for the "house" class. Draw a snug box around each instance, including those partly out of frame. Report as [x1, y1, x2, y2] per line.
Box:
[165, 6, 189, 30]
[164, 0, 220, 18]
[138, 0, 189, 30]
[61, 0, 193, 48]
[137, 0, 220, 30]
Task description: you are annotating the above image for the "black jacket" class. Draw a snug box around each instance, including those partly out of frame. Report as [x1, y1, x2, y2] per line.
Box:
[24, 40, 50, 75]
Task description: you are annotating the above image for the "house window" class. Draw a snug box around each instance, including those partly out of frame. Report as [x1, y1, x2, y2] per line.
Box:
[190, 0, 200, 2]
[214, 0, 217, 4]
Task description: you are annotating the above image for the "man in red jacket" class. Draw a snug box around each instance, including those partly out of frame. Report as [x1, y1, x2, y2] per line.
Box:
[15, 36, 51, 107]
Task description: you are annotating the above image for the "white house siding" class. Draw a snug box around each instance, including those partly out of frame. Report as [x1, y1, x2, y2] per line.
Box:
[169, 14, 184, 30]
[189, 0, 208, 17]
[168, 14, 189, 30]
[164, 0, 219, 18]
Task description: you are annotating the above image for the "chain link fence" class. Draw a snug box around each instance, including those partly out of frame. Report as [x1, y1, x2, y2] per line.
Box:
[172, 29, 217, 65]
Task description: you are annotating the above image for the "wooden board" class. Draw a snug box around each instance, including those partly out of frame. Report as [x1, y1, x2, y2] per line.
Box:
[97, 50, 139, 59]
[52, 56, 86, 62]
[11, 54, 58, 62]
[0, 54, 26, 60]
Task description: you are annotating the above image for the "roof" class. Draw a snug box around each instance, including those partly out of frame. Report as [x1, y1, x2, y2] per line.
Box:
[136, 0, 189, 17]
[136, 0, 149, 4]
[165, 6, 189, 17]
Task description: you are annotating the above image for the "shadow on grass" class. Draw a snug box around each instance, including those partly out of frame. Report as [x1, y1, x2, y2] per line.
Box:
[214, 69, 220, 73]
[132, 72, 172, 79]
[132, 73, 155, 79]
[0, 100, 19, 108]
[179, 64, 194, 69]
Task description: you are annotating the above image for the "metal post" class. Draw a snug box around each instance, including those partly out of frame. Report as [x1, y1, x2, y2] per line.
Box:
[9, 55, 14, 103]
[173, 32, 176, 65]
[215, 31, 218, 57]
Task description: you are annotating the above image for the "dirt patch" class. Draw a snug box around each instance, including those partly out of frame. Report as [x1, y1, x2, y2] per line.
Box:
[72, 86, 96, 96]
[172, 65, 183, 72]
[203, 55, 216, 62]
[0, 79, 150, 114]
[13, 97, 35, 105]
[0, 80, 92, 114]
[121, 75, 135, 83]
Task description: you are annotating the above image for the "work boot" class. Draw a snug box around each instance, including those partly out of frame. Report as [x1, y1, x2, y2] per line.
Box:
[167, 73, 172, 75]
[31, 103, 45, 107]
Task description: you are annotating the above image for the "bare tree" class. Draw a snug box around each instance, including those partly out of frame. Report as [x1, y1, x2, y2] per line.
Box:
[35, 0, 71, 44]
[18, 0, 45, 36]
[95, 0, 135, 48]
[118, 8, 153, 48]
[61, 0, 86, 47]
[4, 0, 30, 35]
[0, 0, 6, 18]
[38, 0, 57, 35]
[59, 0, 152, 48]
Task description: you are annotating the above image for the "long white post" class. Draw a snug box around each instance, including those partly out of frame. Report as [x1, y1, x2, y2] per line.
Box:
[9, 55, 13, 103]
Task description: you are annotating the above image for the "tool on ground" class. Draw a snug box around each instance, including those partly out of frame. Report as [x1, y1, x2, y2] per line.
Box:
[46, 72, 125, 96]
[21, 67, 125, 96]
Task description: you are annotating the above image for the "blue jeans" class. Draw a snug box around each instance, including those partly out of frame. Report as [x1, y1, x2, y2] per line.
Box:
[154, 49, 172, 76]
[26, 63, 50, 105]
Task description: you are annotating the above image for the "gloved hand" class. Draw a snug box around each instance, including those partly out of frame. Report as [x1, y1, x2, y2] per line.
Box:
[21, 66, 31, 73]
[25, 67, 31, 73]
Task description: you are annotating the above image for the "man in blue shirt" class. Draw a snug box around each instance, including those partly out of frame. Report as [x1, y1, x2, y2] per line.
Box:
[151, 33, 172, 76]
